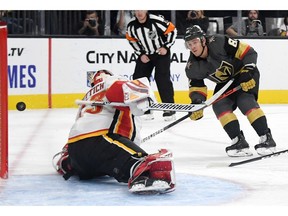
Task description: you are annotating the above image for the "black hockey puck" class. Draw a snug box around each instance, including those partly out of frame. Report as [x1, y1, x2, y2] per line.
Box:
[16, 102, 26, 111]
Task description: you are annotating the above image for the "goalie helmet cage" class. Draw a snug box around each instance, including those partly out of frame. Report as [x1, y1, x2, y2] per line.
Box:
[0, 23, 8, 179]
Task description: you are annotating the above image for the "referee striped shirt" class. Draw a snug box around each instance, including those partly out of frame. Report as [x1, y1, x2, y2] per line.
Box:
[126, 13, 177, 56]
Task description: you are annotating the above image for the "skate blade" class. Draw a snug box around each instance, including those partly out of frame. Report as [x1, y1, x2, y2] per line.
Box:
[129, 181, 174, 195]
[163, 115, 176, 122]
[129, 186, 175, 195]
[142, 114, 154, 120]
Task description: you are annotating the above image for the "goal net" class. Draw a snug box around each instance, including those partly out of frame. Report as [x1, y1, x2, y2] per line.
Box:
[0, 22, 8, 179]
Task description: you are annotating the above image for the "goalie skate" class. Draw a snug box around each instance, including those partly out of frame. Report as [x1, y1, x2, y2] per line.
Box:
[129, 177, 174, 194]
[128, 149, 176, 195]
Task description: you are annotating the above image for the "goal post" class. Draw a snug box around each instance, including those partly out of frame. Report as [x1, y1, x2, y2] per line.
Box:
[0, 22, 8, 179]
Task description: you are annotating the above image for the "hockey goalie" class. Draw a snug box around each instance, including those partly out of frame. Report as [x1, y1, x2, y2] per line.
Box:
[52, 69, 176, 194]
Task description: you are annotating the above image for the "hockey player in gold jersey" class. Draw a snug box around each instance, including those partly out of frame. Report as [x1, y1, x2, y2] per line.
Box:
[184, 25, 276, 157]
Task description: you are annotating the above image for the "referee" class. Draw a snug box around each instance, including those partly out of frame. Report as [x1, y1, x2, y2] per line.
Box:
[126, 10, 177, 121]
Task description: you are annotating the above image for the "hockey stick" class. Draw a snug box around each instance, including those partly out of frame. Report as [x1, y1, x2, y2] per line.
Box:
[141, 80, 241, 143]
[75, 99, 211, 112]
[141, 113, 191, 143]
[75, 79, 239, 113]
[229, 149, 288, 167]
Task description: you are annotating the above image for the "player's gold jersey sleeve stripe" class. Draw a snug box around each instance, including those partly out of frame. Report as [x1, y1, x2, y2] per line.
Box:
[189, 86, 207, 96]
[235, 43, 250, 60]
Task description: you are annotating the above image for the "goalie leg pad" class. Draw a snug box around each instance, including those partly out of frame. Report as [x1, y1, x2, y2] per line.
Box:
[149, 160, 173, 181]
[128, 149, 176, 194]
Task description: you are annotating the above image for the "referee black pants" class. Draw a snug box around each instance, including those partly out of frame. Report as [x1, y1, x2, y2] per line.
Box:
[133, 52, 175, 103]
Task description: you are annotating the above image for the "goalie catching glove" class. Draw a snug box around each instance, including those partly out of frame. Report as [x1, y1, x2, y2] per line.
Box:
[105, 77, 156, 116]
[239, 63, 256, 92]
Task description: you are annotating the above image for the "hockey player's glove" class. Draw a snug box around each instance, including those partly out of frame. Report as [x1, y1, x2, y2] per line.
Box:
[189, 85, 207, 121]
[189, 98, 203, 121]
[239, 64, 256, 92]
[190, 109, 203, 121]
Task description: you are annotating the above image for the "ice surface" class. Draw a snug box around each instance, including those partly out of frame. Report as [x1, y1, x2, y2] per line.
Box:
[1, 105, 288, 215]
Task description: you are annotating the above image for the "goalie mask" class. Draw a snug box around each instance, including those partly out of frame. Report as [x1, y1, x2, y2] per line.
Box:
[184, 25, 206, 42]
[90, 69, 113, 87]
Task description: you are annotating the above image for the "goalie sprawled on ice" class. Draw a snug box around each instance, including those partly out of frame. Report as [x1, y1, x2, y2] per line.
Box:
[52, 69, 176, 194]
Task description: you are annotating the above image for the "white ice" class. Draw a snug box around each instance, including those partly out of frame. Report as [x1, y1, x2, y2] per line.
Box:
[1, 104, 288, 215]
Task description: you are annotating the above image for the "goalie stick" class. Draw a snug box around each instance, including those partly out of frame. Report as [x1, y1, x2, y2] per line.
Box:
[75, 79, 239, 113]
[75, 99, 215, 112]
[141, 80, 241, 143]
[228, 149, 288, 167]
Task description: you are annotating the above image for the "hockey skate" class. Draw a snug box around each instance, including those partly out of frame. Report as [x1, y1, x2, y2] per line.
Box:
[129, 176, 173, 195]
[226, 131, 253, 157]
[143, 110, 154, 120]
[128, 149, 176, 194]
[163, 111, 176, 121]
[254, 129, 276, 155]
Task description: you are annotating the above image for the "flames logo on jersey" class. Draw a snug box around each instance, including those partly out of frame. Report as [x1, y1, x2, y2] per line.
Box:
[209, 61, 234, 83]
